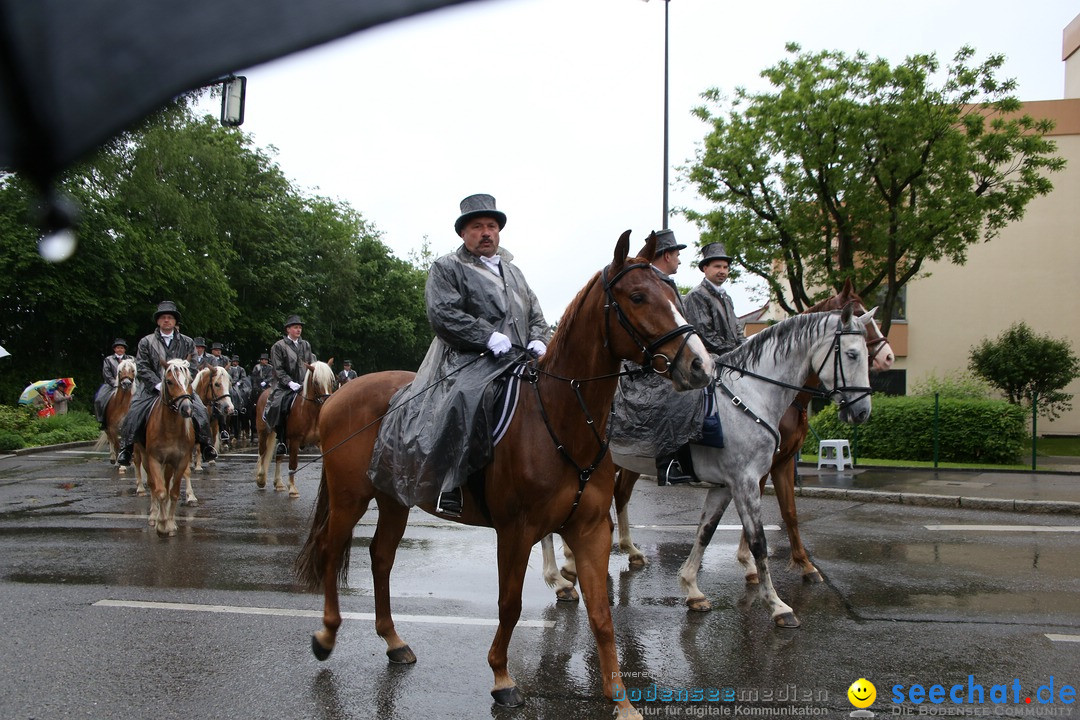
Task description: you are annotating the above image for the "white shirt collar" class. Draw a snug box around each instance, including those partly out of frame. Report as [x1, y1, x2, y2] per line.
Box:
[706, 279, 728, 296]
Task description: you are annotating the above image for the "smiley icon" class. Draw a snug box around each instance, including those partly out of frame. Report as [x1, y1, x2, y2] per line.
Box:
[848, 678, 876, 708]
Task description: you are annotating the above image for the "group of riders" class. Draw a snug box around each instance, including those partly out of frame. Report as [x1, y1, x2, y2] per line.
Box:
[91, 193, 745, 518]
[93, 301, 361, 469]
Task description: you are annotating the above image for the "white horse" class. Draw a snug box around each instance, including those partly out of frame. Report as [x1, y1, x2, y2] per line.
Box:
[542, 305, 876, 626]
[190, 365, 235, 476]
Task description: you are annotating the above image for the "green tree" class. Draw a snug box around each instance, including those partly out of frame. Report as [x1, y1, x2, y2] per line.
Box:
[683, 45, 1065, 333]
[969, 322, 1080, 421]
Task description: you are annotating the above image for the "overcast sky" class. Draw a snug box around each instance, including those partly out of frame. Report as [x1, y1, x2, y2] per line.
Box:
[205, 0, 1079, 322]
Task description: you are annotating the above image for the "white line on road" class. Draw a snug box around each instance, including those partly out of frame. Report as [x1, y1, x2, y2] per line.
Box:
[1046, 634, 1080, 643]
[627, 524, 780, 532]
[925, 525, 1080, 532]
[93, 599, 555, 628]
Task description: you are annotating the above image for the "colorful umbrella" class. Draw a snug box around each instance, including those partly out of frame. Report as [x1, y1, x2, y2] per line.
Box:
[18, 378, 76, 405]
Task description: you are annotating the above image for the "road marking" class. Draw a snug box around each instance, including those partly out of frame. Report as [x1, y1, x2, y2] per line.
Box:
[86, 513, 217, 522]
[925, 525, 1080, 533]
[628, 524, 781, 532]
[93, 599, 554, 628]
[1046, 634, 1080, 643]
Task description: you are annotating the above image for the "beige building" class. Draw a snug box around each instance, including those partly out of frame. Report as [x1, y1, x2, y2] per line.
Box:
[747, 13, 1080, 435]
[901, 13, 1080, 435]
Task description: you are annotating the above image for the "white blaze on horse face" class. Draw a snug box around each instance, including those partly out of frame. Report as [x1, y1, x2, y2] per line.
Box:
[667, 300, 715, 385]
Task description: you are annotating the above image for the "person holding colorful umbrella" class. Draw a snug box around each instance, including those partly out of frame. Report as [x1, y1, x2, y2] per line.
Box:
[18, 378, 77, 416]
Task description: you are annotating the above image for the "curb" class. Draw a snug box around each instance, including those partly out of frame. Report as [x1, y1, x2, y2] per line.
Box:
[11, 440, 97, 456]
[766, 484, 1080, 516]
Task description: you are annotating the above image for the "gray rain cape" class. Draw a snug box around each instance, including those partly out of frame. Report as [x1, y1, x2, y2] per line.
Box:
[369, 244, 549, 508]
[609, 363, 709, 458]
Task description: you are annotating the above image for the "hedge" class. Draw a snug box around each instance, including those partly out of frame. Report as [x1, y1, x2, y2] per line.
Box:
[803, 395, 1026, 464]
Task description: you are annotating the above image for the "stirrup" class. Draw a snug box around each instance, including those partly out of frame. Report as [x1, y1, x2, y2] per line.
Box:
[201, 445, 218, 462]
[116, 446, 133, 467]
[275, 441, 288, 456]
[436, 488, 463, 517]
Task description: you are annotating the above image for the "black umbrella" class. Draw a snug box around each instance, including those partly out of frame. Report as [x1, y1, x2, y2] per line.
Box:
[0, 0, 479, 191]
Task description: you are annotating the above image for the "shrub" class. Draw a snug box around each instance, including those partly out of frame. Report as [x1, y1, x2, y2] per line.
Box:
[909, 370, 993, 400]
[804, 395, 1026, 464]
[0, 430, 24, 453]
[0, 406, 100, 449]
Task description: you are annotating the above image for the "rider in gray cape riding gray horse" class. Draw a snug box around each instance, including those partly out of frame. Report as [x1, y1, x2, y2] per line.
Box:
[367, 193, 550, 516]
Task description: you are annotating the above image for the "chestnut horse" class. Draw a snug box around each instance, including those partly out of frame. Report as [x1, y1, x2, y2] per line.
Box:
[137, 359, 196, 537]
[254, 360, 335, 497]
[295, 232, 713, 719]
[542, 282, 894, 601]
[97, 357, 136, 468]
[190, 365, 235, 475]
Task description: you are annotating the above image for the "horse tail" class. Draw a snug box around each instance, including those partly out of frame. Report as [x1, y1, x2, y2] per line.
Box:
[93, 430, 109, 452]
[295, 468, 351, 591]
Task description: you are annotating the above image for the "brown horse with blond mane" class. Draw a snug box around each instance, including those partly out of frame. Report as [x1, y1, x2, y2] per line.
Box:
[137, 359, 196, 537]
[294, 232, 714, 719]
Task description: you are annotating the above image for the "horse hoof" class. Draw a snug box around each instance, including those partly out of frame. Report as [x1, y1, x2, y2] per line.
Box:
[803, 571, 823, 584]
[628, 555, 647, 568]
[744, 573, 760, 585]
[491, 686, 525, 708]
[774, 612, 800, 628]
[311, 635, 333, 661]
[686, 598, 712, 613]
[555, 587, 579, 603]
[559, 568, 577, 583]
[289, 489, 300, 499]
[255, 478, 266, 489]
[386, 644, 416, 665]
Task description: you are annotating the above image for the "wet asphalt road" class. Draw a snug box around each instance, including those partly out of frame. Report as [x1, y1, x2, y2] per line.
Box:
[1, 446, 1079, 720]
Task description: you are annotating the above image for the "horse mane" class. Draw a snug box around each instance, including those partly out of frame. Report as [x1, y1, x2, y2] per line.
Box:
[721, 312, 842, 372]
[114, 358, 136, 386]
[542, 270, 602, 369]
[306, 361, 336, 394]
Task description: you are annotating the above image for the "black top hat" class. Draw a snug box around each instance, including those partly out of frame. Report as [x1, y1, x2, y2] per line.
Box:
[230, 355, 239, 362]
[343, 360, 352, 365]
[653, 229, 687, 258]
[284, 315, 303, 329]
[698, 242, 732, 270]
[193, 337, 206, 347]
[153, 300, 180, 322]
[259, 352, 269, 360]
[211, 342, 223, 351]
[112, 338, 127, 349]
[455, 193, 506, 235]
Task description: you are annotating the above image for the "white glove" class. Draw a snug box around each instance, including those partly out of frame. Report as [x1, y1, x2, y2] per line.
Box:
[527, 340, 547, 358]
[486, 332, 512, 356]
[154, 382, 162, 392]
[288, 381, 301, 392]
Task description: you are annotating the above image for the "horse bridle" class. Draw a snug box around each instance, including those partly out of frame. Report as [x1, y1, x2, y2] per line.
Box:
[163, 367, 194, 414]
[717, 316, 873, 452]
[601, 263, 699, 376]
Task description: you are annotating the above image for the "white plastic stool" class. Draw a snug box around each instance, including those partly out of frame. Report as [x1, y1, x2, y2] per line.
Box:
[817, 439, 853, 470]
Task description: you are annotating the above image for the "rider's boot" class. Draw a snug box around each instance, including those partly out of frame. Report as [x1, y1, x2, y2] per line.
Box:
[436, 487, 463, 517]
[200, 444, 218, 463]
[275, 425, 288, 456]
[116, 444, 133, 467]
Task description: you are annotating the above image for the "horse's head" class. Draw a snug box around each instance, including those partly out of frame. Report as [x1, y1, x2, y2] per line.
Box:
[303, 361, 336, 405]
[208, 366, 235, 416]
[162, 359, 194, 418]
[814, 279, 895, 372]
[813, 303, 874, 425]
[116, 358, 136, 391]
[601, 230, 714, 390]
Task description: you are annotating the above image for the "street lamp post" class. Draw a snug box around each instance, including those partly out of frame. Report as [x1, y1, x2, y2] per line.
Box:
[661, 0, 669, 230]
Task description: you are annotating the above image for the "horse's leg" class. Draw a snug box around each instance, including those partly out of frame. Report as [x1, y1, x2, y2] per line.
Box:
[145, 456, 170, 535]
[614, 468, 645, 567]
[540, 534, 578, 602]
[736, 476, 766, 584]
[559, 537, 578, 583]
[369, 499, 416, 663]
[183, 464, 198, 506]
[287, 444, 300, 498]
[487, 530, 533, 707]
[134, 447, 147, 497]
[254, 430, 269, 488]
[678, 484, 734, 612]
[272, 433, 286, 492]
[561, 513, 640, 720]
[771, 454, 821, 583]
[731, 475, 798, 628]
[161, 461, 182, 537]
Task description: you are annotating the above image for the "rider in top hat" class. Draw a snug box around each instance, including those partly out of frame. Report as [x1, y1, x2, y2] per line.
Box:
[94, 338, 134, 428]
[116, 300, 219, 466]
[227, 355, 246, 384]
[209, 342, 228, 368]
[337, 360, 357, 386]
[250, 352, 274, 393]
[264, 315, 316, 456]
[190, 337, 209, 374]
[684, 242, 745, 356]
[368, 193, 550, 517]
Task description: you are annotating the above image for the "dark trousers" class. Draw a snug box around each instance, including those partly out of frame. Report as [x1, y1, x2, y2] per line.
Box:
[120, 390, 212, 448]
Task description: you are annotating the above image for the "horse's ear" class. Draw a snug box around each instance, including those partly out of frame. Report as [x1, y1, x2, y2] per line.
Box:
[841, 277, 855, 296]
[614, 230, 631, 268]
[327, 357, 335, 368]
[841, 300, 855, 324]
[860, 306, 879, 325]
[640, 231, 657, 262]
